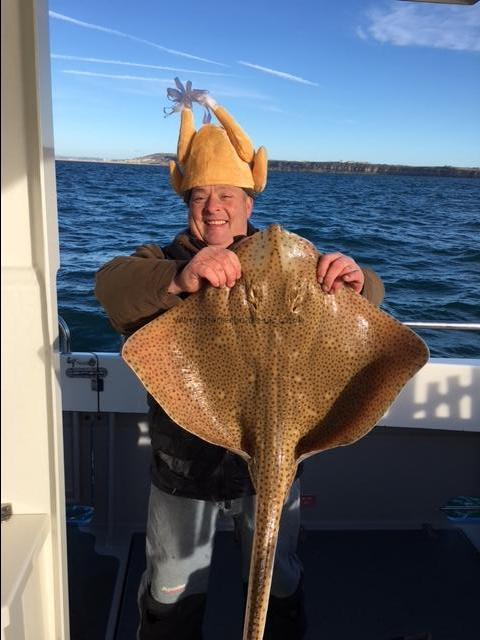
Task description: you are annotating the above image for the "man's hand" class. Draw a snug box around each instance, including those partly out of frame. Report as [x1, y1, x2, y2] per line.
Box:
[168, 246, 242, 294]
[317, 252, 364, 295]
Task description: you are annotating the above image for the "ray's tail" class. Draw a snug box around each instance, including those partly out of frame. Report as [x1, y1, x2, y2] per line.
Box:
[242, 473, 293, 640]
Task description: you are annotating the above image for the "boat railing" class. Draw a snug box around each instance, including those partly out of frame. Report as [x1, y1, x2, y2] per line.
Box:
[58, 315, 72, 353]
[403, 322, 480, 331]
[56, 318, 480, 354]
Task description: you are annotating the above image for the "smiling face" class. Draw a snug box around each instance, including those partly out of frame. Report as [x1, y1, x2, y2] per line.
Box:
[188, 184, 254, 248]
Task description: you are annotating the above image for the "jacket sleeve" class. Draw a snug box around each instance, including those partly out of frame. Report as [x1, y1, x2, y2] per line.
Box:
[361, 267, 385, 306]
[94, 244, 188, 335]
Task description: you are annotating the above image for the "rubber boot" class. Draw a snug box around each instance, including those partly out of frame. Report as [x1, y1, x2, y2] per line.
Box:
[138, 587, 206, 640]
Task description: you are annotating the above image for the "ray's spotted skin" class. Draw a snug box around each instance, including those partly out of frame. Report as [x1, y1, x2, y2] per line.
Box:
[122, 225, 429, 640]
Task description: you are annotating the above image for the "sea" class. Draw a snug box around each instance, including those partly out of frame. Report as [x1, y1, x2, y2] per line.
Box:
[55, 160, 480, 359]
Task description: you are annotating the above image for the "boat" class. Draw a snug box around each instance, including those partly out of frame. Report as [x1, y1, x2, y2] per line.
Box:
[2, 1, 479, 639]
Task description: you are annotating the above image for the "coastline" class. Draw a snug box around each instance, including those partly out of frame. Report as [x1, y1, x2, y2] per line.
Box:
[55, 156, 480, 179]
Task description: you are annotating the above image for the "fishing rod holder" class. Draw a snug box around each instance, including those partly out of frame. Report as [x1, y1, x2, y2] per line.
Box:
[65, 356, 108, 392]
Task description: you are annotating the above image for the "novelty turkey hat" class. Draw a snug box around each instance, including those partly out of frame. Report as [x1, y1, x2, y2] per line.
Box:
[166, 78, 268, 197]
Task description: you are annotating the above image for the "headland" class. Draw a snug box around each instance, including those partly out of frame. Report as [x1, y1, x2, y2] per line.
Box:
[56, 153, 480, 178]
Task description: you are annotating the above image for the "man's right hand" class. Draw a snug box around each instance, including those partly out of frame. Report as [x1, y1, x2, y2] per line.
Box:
[167, 246, 242, 294]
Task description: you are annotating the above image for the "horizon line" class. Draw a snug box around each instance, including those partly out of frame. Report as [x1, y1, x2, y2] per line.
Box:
[54, 155, 480, 171]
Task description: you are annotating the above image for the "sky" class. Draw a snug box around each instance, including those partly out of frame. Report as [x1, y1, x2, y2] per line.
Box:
[48, 0, 480, 167]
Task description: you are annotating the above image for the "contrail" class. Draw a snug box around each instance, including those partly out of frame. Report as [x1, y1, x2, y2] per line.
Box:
[62, 70, 172, 83]
[238, 61, 318, 86]
[52, 54, 233, 76]
[49, 11, 228, 66]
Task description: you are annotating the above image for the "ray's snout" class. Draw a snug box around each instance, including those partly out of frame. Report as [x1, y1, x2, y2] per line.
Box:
[237, 224, 317, 278]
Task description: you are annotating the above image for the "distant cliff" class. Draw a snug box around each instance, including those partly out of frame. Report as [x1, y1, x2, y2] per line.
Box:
[57, 154, 480, 178]
[267, 160, 480, 179]
[125, 154, 480, 178]
[122, 153, 175, 165]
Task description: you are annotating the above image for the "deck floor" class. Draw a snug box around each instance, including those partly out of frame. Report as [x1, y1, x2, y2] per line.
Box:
[67, 526, 480, 640]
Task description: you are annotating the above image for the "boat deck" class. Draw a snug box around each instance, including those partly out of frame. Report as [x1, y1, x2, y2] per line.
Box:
[62, 355, 480, 639]
[67, 525, 479, 640]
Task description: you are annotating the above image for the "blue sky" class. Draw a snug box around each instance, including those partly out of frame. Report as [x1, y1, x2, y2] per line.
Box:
[48, 0, 480, 167]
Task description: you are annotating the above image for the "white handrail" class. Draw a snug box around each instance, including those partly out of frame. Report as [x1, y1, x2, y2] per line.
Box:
[403, 322, 480, 331]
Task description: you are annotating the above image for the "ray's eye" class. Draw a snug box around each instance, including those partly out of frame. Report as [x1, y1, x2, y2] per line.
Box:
[291, 299, 302, 314]
[247, 285, 259, 311]
[288, 282, 306, 314]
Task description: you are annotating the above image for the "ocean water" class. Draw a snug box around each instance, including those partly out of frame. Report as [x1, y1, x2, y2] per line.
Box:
[56, 161, 480, 358]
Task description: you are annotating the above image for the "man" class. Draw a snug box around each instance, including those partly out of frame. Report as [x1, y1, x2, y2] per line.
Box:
[95, 82, 384, 640]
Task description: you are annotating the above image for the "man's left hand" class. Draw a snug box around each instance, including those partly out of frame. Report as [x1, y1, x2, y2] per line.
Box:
[317, 253, 364, 294]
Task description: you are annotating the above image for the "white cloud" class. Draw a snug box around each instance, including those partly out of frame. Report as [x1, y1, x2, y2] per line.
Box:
[237, 61, 318, 86]
[360, 2, 480, 52]
[49, 12, 228, 66]
[51, 54, 233, 77]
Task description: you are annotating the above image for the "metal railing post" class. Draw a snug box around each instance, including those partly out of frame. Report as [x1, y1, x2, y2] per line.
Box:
[58, 315, 71, 353]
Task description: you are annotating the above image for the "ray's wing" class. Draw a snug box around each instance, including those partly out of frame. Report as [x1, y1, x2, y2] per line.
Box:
[122, 282, 261, 460]
[274, 283, 430, 460]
